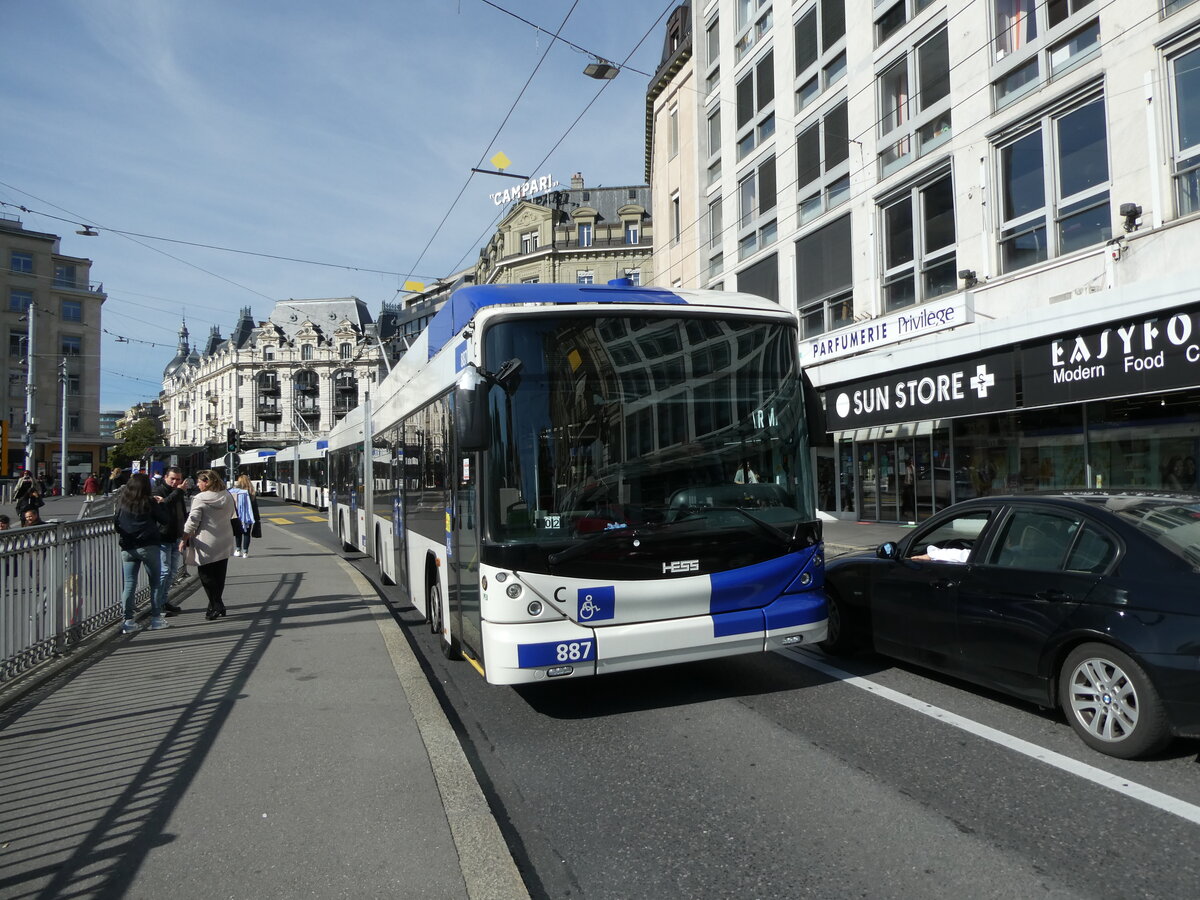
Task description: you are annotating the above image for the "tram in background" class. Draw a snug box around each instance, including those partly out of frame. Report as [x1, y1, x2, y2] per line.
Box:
[309, 281, 828, 684]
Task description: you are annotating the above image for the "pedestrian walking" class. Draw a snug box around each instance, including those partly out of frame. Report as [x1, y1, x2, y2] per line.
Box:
[107, 466, 127, 496]
[179, 469, 235, 620]
[14, 472, 45, 517]
[82, 472, 99, 503]
[114, 473, 172, 634]
[20, 508, 44, 527]
[153, 466, 190, 616]
[229, 474, 260, 558]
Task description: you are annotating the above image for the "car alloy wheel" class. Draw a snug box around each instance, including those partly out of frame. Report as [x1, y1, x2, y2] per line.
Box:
[1059, 643, 1170, 759]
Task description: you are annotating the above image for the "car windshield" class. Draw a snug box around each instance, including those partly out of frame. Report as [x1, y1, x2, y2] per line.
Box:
[1106, 498, 1200, 569]
[481, 313, 815, 547]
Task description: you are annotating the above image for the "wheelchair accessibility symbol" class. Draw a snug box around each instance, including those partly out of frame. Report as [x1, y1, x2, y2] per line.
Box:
[578, 586, 615, 621]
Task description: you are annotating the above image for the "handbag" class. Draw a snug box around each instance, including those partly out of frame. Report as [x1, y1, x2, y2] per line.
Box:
[251, 520, 262, 539]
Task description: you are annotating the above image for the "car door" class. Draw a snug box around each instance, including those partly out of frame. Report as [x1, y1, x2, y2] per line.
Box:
[871, 506, 997, 672]
[954, 506, 1115, 703]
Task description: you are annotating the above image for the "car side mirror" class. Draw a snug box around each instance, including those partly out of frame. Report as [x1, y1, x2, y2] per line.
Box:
[877, 541, 898, 560]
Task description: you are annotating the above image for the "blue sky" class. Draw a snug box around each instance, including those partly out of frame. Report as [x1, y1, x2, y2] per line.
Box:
[1, 0, 672, 410]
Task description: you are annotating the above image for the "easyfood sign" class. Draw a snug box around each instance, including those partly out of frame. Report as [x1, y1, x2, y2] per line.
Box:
[1021, 303, 1200, 405]
[801, 293, 973, 364]
[826, 352, 1016, 431]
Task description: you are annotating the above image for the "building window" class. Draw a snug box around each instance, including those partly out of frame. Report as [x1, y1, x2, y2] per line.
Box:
[736, 50, 775, 160]
[53, 264, 77, 288]
[796, 214, 853, 338]
[625, 221, 641, 244]
[61, 299, 83, 322]
[796, 97, 850, 223]
[794, 0, 847, 113]
[735, 0, 773, 62]
[578, 223, 593, 247]
[737, 155, 778, 259]
[708, 196, 724, 249]
[9, 290, 32, 313]
[997, 93, 1110, 272]
[669, 105, 679, 158]
[520, 229, 540, 254]
[576, 270, 595, 284]
[10, 251, 32, 274]
[9, 329, 27, 358]
[66, 374, 81, 395]
[301, 343, 314, 360]
[880, 171, 957, 312]
[671, 195, 681, 245]
[705, 16, 721, 95]
[521, 276, 540, 284]
[1170, 43, 1200, 216]
[993, 0, 1100, 108]
[1165, 0, 1199, 13]
[876, 0, 937, 46]
[264, 346, 275, 361]
[707, 108, 722, 158]
[624, 268, 642, 286]
[340, 342, 353, 359]
[878, 24, 951, 177]
[61, 335, 82, 356]
[68, 413, 81, 431]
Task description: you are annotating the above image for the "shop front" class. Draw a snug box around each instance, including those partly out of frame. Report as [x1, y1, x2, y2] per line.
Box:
[822, 304, 1200, 522]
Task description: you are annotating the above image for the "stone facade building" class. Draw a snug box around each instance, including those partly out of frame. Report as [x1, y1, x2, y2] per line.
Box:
[476, 173, 654, 286]
[160, 298, 399, 450]
[0, 214, 107, 478]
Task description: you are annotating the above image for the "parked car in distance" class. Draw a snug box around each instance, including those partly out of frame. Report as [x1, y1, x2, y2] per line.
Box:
[822, 492, 1200, 759]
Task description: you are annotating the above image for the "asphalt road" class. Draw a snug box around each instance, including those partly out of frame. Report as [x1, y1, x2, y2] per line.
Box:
[277, 503, 1200, 900]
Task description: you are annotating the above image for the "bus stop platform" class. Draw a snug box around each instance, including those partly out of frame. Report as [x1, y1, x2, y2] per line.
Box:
[0, 503, 527, 900]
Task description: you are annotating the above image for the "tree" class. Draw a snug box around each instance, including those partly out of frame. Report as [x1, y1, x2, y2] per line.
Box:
[107, 419, 160, 469]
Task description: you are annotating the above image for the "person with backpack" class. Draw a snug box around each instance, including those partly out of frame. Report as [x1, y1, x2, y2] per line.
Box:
[114, 473, 172, 634]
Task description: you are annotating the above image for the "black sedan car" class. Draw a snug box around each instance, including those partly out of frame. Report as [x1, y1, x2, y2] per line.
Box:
[822, 493, 1200, 759]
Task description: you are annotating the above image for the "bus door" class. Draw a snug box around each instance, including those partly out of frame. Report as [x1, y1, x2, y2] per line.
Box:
[452, 444, 483, 661]
[391, 440, 409, 601]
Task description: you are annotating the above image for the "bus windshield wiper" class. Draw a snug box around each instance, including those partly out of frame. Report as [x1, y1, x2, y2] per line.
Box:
[547, 527, 640, 567]
[693, 507, 795, 549]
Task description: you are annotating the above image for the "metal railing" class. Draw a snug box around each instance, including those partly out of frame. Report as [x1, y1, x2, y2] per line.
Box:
[1, 513, 183, 684]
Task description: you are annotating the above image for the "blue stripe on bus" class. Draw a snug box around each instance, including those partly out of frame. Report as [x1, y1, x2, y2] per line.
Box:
[712, 607, 763, 638]
[517, 638, 596, 668]
[427, 283, 687, 360]
[762, 592, 827, 630]
[709, 551, 809, 614]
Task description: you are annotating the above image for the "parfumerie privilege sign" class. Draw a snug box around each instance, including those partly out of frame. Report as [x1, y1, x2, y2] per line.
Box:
[824, 304, 1200, 430]
[801, 294, 973, 364]
[1021, 303, 1200, 405]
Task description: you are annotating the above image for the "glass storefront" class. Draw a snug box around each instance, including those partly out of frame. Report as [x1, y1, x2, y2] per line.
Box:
[832, 388, 1199, 522]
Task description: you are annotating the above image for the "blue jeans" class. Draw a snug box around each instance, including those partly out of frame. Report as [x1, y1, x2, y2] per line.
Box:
[236, 530, 252, 553]
[157, 542, 184, 609]
[122, 545, 162, 620]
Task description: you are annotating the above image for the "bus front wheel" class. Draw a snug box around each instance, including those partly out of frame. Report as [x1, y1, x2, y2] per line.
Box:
[427, 579, 461, 660]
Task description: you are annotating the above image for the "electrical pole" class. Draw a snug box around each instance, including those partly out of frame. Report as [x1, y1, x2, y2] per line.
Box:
[59, 357, 68, 498]
[24, 297, 36, 474]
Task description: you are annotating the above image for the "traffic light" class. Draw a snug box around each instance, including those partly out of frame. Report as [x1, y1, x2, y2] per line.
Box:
[226, 428, 240, 455]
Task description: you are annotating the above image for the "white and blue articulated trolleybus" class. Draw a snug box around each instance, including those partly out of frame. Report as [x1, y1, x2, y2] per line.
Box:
[326, 281, 828, 684]
[274, 439, 329, 509]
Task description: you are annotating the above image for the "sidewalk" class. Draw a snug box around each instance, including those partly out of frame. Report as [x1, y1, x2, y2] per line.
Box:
[0, 512, 526, 900]
[821, 516, 916, 558]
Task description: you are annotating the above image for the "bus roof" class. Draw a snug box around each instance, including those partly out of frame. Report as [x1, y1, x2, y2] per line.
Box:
[425, 282, 785, 361]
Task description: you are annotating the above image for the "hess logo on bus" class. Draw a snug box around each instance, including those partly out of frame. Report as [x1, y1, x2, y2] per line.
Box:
[663, 559, 700, 575]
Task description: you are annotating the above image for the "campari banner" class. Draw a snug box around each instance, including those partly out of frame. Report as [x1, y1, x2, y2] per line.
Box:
[1021, 303, 1200, 406]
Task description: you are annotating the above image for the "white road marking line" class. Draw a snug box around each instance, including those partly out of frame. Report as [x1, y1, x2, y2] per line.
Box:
[791, 649, 1200, 827]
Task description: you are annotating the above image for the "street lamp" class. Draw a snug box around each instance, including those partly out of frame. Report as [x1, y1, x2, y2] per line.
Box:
[583, 58, 620, 80]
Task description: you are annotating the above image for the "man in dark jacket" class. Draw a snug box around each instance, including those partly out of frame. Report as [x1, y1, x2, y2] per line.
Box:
[153, 467, 190, 615]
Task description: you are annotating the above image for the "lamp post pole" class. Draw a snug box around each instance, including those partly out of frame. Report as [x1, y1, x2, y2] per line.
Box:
[24, 298, 36, 474]
[59, 357, 68, 497]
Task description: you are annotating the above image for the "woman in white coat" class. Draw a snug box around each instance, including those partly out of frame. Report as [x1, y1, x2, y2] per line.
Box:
[179, 469, 236, 619]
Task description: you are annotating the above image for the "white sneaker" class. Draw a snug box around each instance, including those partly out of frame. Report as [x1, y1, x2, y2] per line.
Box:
[242, 550, 249, 558]
[121, 619, 141, 634]
[233, 549, 242, 557]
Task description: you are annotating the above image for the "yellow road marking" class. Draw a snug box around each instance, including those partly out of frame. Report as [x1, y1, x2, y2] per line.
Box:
[463, 653, 486, 679]
[266, 517, 294, 524]
[304, 515, 327, 522]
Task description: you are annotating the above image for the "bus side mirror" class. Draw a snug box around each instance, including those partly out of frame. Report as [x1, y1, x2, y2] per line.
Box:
[455, 366, 490, 452]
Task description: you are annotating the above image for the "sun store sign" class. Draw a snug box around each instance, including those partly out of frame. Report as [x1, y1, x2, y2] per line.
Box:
[800, 293, 973, 364]
[489, 174, 561, 206]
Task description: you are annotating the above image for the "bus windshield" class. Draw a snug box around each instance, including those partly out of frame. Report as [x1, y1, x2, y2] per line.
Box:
[481, 313, 815, 552]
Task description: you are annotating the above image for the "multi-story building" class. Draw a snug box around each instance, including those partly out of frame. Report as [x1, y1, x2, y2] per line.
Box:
[160, 298, 399, 451]
[113, 400, 164, 442]
[0, 214, 107, 479]
[476, 173, 654, 286]
[99, 410, 122, 442]
[654, 0, 1200, 521]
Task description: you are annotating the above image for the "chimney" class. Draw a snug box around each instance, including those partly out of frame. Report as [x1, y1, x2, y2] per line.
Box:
[571, 172, 584, 190]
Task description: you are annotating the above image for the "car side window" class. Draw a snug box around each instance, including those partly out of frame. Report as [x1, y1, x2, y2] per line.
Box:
[1065, 525, 1118, 574]
[988, 509, 1081, 571]
[909, 511, 992, 560]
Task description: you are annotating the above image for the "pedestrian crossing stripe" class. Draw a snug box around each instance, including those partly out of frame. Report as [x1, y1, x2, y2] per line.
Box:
[264, 515, 329, 525]
[266, 517, 294, 524]
[304, 515, 326, 522]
